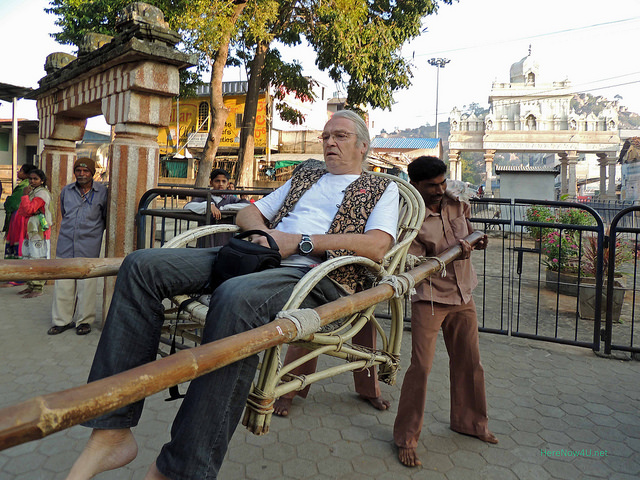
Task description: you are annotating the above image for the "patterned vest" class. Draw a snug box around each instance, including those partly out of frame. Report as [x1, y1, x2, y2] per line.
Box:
[269, 161, 391, 293]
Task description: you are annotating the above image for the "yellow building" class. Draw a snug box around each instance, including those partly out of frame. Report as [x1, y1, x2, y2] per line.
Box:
[157, 82, 268, 156]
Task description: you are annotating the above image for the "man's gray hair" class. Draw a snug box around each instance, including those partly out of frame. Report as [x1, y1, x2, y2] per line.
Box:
[332, 110, 371, 160]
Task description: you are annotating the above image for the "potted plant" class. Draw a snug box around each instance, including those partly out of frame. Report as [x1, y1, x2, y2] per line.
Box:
[577, 235, 633, 322]
[541, 230, 581, 296]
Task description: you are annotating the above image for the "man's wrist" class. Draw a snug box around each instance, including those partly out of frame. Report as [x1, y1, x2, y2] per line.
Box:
[298, 234, 314, 255]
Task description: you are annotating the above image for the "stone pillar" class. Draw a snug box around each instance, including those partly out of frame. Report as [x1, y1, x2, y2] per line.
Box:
[448, 150, 460, 182]
[558, 153, 568, 196]
[484, 150, 495, 196]
[102, 83, 176, 257]
[596, 153, 608, 199]
[37, 115, 87, 256]
[101, 88, 173, 316]
[567, 151, 578, 198]
[608, 156, 617, 200]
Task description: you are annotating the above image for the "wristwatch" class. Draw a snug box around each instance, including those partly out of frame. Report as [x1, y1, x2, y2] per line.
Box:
[298, 234, 314, 255]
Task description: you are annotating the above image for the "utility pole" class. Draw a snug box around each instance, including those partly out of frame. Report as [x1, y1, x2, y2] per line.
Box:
[428, 57, 450, 140]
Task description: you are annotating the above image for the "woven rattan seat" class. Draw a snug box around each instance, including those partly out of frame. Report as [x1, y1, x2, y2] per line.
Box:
[161, 172, 425, 435]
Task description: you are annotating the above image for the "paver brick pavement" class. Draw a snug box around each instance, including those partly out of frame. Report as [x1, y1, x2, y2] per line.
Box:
[0, 283, 639, 479]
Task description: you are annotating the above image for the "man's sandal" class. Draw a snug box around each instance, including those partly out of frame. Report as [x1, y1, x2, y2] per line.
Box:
[47, 324, 75, 335]
[76, 324, 91, 335]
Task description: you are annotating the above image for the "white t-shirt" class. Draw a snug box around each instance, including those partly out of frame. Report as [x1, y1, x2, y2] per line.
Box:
[255, 173, 399, 266]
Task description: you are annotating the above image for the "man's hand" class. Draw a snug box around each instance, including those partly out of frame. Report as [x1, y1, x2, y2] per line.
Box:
[250, 230, 300, 258]
[458, 239, 472, 259]
[210, 204, 222, 220]
[474, 234, 489, 251]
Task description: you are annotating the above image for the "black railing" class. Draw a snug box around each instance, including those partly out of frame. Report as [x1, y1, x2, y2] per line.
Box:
[137, 187, 638, 357]
[605, 206, 640, 356]
[135, 187, 272, 250]
[470, 198, 606, 351]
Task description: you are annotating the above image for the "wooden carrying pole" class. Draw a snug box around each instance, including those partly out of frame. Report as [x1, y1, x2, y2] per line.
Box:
[0, 258, 124, 281]
[0, 233, 482, 451]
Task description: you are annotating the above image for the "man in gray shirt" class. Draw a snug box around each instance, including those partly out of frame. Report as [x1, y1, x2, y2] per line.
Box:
[49, 158, 108, 336]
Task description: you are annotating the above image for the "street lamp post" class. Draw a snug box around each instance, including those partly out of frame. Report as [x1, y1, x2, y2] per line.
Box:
[428, 57, 450, 140]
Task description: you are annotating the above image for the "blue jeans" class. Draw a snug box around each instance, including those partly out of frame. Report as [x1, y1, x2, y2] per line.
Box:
[84, 247, 343, 480]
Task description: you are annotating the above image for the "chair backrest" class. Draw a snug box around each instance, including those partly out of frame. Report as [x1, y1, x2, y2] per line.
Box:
[163, 172, 425, 271]
[371, 172, 425, 275]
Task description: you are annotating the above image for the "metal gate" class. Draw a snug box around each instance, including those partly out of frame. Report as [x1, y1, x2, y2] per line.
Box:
[137, 187, 639, 357]
[604, 206, 640, 356]
[470, 198, 606, 352]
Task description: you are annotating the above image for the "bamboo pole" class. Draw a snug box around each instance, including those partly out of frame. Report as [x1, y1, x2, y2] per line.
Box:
[0, 258, 124, 281]
[0, 233, 482, 451]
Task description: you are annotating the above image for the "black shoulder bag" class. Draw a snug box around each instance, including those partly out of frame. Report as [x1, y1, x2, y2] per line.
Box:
[210, 229, 281, 290]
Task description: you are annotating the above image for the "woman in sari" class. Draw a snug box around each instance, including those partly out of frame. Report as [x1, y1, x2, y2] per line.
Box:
[16, 169, 52, 298]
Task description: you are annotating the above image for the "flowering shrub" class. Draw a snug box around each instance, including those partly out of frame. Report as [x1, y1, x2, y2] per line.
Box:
[556, 209, 595, 229]
[541, 231, 580, 272]
[525, 206, 555, 240]
[526, 206, 596, 240]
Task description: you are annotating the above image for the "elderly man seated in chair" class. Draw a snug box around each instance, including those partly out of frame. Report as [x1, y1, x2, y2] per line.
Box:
[66, 109, 399, 480]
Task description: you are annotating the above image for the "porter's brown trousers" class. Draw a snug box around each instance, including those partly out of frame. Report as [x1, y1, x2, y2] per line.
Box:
[394, 299, 490, 449]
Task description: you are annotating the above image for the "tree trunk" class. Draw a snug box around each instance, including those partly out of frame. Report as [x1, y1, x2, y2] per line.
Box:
[194, 1, 248, 187]
[236, 40, 270, 188]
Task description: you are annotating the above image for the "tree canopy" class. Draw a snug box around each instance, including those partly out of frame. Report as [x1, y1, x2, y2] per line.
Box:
[47, 0, 454, 185]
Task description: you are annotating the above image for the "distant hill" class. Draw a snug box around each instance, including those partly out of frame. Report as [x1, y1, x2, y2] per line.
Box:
[572, 93, 640, 129]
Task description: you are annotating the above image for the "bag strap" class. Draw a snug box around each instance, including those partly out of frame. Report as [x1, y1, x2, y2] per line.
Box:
[234, 230, 280, 251]
[165, 297, 198, 402]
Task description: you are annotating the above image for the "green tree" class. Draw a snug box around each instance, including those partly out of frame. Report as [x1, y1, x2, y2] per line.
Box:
[47, 0, 248, 187]
[47, 0, 453, 187]
[460, 152, 483, 185]
[233, 0, 452, 186]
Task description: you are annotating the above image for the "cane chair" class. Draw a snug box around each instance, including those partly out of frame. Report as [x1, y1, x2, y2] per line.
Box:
[161, 172, 425, 435]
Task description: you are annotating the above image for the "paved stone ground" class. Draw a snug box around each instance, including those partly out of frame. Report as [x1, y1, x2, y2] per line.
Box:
[1, 282, 639, 480]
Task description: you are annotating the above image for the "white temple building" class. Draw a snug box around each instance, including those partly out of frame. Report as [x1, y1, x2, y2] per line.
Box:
[448, 50, 620, 198]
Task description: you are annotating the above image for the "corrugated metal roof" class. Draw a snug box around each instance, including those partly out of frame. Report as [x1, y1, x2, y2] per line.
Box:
[495, 165, 560, 174]
[370, 137, 440, 150]
[0, 82, 33, 102]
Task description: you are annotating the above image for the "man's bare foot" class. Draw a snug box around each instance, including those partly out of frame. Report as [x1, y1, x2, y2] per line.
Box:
[476, 431, 499, 444]
[144, 461, 171, 479]
[398, 446, 422, 467]
[23, 291, 42, 298]
[452, 428, 499, 444]
[66, 428, 138, 480]
[273, 396, 294, 417]
[359, 394, 391, 411]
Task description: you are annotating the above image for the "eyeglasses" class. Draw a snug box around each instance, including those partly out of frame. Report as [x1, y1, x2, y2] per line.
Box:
[319, 132, 357, 142]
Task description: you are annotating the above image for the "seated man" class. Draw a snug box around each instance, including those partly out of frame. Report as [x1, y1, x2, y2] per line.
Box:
[66, 110, 399, 480]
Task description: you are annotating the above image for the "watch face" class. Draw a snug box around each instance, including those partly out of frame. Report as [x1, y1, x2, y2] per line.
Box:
[299, 235, 313, 254]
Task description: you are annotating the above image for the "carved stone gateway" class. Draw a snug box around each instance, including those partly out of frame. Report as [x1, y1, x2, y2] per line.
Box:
[27, 2, 195, 311]
[449, 52, 620, 198]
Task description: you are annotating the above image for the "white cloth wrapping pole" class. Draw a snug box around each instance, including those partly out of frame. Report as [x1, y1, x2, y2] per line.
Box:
[378, 273, 416, 298]
[276, 309, 322, 340]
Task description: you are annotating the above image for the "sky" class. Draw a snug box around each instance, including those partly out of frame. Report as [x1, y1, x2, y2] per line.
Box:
[1, 0, 640, 136]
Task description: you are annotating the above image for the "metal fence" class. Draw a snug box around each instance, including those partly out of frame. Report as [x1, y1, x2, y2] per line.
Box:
[138, 189, 639, 358]
[605, 206, 640, 356]
[469, 198, 639, 358]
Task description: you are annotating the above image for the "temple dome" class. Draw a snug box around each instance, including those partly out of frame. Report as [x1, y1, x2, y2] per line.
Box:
[510, 52, 539, 85]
